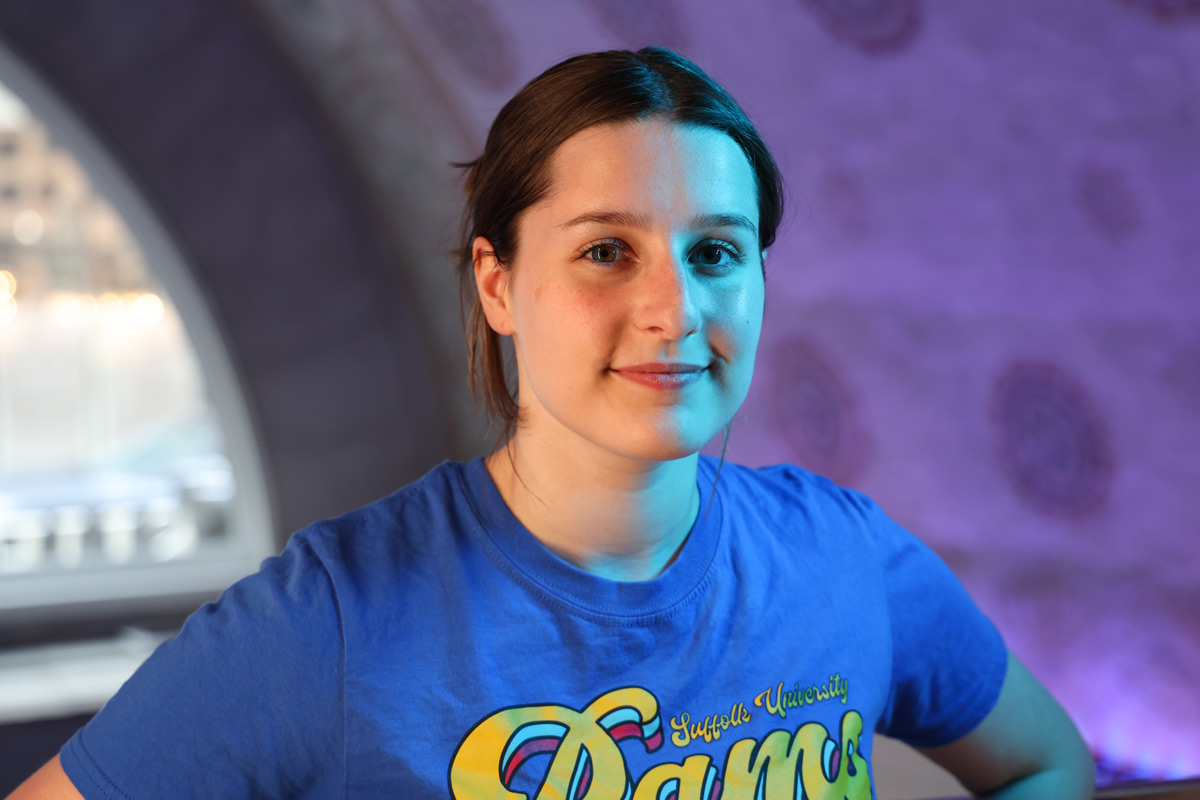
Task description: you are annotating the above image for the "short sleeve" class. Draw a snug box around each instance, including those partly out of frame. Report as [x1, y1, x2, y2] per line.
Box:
[59, 532, 344, 799]
[859, 493, 1009, 748]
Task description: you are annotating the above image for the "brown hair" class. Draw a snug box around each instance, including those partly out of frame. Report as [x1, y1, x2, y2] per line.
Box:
[455, 47, 785, 439]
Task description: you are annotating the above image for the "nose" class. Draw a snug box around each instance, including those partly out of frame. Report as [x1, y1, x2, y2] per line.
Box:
[632, 251, 701, 340]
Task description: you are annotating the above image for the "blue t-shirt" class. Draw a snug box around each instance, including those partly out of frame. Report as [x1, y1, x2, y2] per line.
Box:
[61, 456, 1007, 799]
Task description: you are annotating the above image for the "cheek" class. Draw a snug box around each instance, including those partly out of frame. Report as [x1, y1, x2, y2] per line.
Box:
[519, 281, 623, 372]
[712, 282, 765, 356]
[742, 291, 766, 354]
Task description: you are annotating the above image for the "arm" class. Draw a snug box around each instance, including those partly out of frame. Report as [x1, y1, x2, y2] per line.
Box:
[7, 755, 84, 800]
[18, 536, 342, 799]
[916, 650, 1094, 799]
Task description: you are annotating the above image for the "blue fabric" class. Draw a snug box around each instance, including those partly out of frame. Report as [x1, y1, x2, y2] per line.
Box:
[60, 456, 1007, 799]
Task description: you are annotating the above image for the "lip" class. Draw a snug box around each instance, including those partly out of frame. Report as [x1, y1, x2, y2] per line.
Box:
[610, 362, 707, 390]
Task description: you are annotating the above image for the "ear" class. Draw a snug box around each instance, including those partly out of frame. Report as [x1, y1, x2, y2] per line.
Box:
[473, 236, 515, 336]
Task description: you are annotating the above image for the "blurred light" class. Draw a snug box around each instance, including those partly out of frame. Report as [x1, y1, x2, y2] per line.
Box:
[0, 268, 14, 297]
[97, 292, 125, 326]
[130, 292, 163, 326]
[183, 465, 235, 504]
[54, 505, 90, 568]
[97, 504, 137, 564]
[1167, 754, 1198, 780]
[0, 82, 30, 130]
[48, 292, 98, 327]
[0, 509, 45, 573]
[1135, 745, 1163, 779]
[144, 496, 197, 562]
[0, 295, 15, 325]
[1091, 704, 1200, 785]
[141, 496, 177, 537]
[12, 209, 44, 246]
[149, 521, 197, 562]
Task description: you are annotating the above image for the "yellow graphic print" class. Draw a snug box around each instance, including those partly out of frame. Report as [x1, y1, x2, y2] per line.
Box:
[449, 686, 871, 800]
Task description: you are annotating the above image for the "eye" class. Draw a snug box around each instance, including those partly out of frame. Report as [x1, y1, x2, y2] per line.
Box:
[690, 240, 743, 270]
[590, 243, 621, 263]
[578, 239, 628, 266]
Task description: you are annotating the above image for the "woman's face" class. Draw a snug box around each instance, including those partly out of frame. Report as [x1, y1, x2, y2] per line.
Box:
[477, 119, 765, 463]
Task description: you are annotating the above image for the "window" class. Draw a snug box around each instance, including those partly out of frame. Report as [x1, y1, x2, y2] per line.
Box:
[0, 57, 272, 643]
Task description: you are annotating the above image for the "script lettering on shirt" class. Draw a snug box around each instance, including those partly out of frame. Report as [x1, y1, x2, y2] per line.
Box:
[669, 701, 752, 747]
[449, 685, 871, 799]
[753, 673, 849, 719]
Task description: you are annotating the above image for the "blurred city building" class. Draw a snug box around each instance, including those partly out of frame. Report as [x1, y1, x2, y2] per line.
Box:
[0, 76, 271, 680]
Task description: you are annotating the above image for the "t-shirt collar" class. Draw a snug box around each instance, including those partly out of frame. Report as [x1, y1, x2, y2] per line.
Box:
[456, 455, 725, 621]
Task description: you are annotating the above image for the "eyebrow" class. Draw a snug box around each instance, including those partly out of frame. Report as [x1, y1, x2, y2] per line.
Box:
[559, 210, 758, 236]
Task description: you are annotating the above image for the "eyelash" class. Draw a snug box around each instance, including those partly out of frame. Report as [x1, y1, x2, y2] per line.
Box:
[575, 238, 745, 270]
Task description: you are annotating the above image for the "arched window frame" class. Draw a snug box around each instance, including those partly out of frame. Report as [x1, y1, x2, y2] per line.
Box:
[0, 34, 275, 626]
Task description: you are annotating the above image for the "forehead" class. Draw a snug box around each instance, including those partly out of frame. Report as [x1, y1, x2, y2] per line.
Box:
[538, 120, 759, 226]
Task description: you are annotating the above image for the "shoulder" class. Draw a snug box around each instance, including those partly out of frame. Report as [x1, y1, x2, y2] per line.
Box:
[702, 456, 885, 531]
[295, 458, 471, 561]
[272, 459, 479, 613]
[702, 457, 928, 586]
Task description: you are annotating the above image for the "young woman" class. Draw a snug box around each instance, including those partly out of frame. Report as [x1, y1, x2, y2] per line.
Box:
[13, 47, 1092, 800]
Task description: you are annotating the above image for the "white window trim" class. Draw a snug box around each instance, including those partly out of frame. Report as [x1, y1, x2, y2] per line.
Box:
[0, 36, 276, 621]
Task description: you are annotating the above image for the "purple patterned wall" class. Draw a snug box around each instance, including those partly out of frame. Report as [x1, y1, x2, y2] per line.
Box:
[247, 0, 1200, 783]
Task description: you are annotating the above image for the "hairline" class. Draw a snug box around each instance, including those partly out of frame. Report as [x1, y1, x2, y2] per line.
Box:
[511, 116, 766, 254]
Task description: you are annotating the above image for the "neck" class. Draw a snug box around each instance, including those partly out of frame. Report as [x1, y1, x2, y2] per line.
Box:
[484, 432, 702, 582]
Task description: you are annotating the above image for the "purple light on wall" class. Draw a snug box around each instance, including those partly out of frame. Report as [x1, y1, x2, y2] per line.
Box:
[989, 360, 1113, 519]
[1075, 163, 1142, 246]
[817, 167, 872, 237]
[765, 336, 871, 485]
[1118, 0, 1200, 21]
[581, 0, 688, 49]
[797, 0, 922, 55]
[410, 0, 517, 90]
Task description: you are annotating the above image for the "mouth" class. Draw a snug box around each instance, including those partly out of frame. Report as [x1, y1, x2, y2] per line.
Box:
[610, 363, 707, 390]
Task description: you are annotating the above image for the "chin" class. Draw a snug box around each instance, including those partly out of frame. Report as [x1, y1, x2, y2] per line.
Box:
[595, 417, 721, 464]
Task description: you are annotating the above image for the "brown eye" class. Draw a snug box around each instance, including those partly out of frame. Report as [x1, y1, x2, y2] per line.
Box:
[589, 243, 621, 263]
